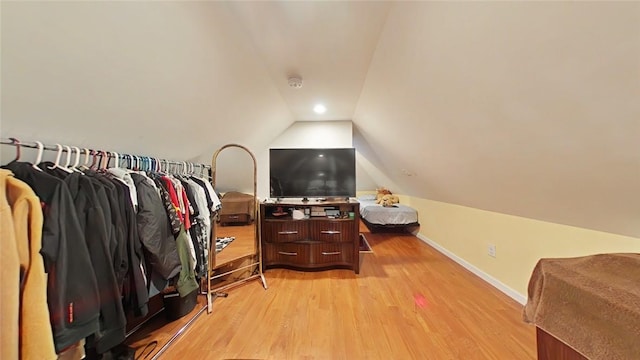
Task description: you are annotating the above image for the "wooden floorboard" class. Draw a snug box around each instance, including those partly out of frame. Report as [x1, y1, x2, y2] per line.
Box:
[146, 226, 536, 359]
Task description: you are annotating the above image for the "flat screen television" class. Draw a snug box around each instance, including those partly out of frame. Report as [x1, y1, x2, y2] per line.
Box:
[269, 148, 356, 199]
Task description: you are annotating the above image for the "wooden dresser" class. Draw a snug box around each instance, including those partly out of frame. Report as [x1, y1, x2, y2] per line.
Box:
[260, 199, 360, 274]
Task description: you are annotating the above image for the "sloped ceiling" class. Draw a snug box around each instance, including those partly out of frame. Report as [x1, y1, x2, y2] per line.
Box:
[353, 2, 640, 238]
[1, 2, 639, 237]
[1, 2, 294, 160]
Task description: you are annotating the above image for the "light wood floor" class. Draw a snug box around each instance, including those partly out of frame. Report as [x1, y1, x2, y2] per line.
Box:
[156, 227, 537, 359]
[214, 222, 257, 266]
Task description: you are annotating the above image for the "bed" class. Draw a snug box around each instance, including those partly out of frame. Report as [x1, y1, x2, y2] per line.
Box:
[358, 195, 419, 232]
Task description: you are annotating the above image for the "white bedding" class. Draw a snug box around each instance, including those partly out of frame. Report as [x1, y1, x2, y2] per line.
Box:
[358, 199, 418, 225]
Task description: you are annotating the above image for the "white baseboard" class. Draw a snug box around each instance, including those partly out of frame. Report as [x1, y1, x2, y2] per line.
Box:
[416, 233, 527, 305]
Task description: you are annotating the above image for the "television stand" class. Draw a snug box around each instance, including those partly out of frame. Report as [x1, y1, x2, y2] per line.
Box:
[315, 197, 349, 202]
[302, 197, 309, 202]
[260, 199, 360, 274]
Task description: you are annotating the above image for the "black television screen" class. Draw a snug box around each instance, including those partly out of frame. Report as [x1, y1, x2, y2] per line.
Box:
[270, 148, 356, 199]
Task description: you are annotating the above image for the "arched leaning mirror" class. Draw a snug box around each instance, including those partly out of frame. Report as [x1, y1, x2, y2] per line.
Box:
[208, 144, 267, 303]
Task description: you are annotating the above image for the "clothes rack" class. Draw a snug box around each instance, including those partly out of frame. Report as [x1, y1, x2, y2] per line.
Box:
[1, 136, 214, 359]
[0, 137, 211, 177]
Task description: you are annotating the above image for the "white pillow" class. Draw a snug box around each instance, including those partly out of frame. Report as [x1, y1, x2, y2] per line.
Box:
[358, 194, 377, 201]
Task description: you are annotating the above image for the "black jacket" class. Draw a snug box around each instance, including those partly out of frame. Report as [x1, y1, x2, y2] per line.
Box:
[3, 161, 100, 352]
[64, 173, 126, 353]
[131, 173, 181, 280]
[85, 171, 128, 287]
[111, 179, 149, 317]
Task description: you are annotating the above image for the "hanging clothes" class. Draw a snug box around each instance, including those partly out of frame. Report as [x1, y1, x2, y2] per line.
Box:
[131, 173, 182, 281]
[107, 167, 138, 212]
[3, 161, 101, 353]
[85, 170, 129, 288]
[0, 169, 56, 360]
[63, 172, 127, 353]
[35, 163, 129, 354]
[110, 179, 149, 317]
[2, 141, 214, 358]
[174, 225, 200, 298]
[154, 174, 199, 297]
[182, 177, 211, 278]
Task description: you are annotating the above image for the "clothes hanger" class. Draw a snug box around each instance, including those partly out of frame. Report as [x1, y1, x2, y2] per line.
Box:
[47, 144, 72, 173]
[83, 148, 90, 166]
[72, 147, 80, 168]
[89, 150, 99, 170]
[47, 144, 63, 170]
[31, 141, 44, 171]
[94, 150, 105, 170]
[112, 152, 119, 169]
[71, 146, 83, 172]
[79, 148, 91, 170]
[122, 154, 130, 169]
[101, 151, 110, 170]
[63, 145, 72, 167]
[60, 145, 74, 173]
[9, 138, 21, 161]
[99, 151, 106, 169]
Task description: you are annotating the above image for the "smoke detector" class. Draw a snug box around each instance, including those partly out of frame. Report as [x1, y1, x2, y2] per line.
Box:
[288, 76, 303, 89]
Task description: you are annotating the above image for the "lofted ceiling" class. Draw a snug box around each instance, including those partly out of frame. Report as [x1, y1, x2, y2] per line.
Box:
[1, 1, 639, 238]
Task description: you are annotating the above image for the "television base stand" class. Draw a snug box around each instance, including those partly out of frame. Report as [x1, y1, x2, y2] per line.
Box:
[260, 199, 360, 274]
[302, 197, 309, 202]
[315, 197, 349, 202]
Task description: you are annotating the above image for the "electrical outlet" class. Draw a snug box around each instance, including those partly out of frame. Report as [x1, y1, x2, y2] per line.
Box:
[488, 244, 496, 258]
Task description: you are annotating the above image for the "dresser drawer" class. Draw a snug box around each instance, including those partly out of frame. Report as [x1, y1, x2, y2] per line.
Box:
[310, 243, 354, 266]
[219, 213, 250, 225]
[263, 220, 309, 243]
[310, 220, 355, 243]
[263, 243, 310, 267]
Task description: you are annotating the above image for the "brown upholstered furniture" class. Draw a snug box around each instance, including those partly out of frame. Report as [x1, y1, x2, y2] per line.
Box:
[219, 191, 254, 226]
[524, 253, 640, 360]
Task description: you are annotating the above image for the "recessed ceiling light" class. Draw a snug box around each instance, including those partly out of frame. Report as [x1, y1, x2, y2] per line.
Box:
[313, 104, 327, 114]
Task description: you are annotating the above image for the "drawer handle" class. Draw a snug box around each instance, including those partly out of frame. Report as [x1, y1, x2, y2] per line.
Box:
[278, 231, 299, 235]
[320, 230, 341, 234]
[229, 215, 239, 219]
[278, 251, 298, 256]
[322, 251, 341, 255]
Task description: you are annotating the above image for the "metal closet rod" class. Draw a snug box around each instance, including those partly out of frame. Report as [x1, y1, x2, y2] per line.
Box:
[0, 137, 210, 171]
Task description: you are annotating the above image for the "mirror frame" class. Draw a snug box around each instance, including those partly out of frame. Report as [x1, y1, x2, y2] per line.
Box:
[207, 144, 266, 310]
